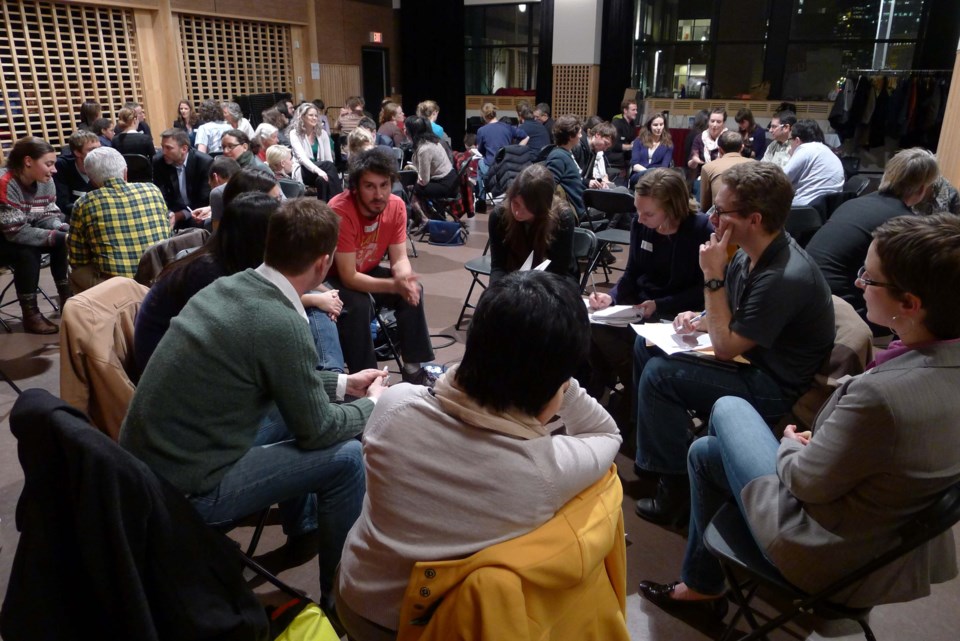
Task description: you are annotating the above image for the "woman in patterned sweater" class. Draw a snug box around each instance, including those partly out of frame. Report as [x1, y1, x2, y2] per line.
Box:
[0, 136, 71, 334]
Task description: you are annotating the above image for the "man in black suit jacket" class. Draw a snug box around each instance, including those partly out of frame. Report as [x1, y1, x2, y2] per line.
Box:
[153, 128, 212, 229]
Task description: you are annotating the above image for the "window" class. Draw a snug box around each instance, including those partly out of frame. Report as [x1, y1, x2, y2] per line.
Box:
[465, 3, 540, 94]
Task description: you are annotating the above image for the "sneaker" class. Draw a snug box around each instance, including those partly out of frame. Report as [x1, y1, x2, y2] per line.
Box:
[402, 364, 444, 388]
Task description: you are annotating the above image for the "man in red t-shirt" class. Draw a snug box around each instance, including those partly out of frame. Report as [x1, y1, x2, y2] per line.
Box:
[328, 149, 437, 386]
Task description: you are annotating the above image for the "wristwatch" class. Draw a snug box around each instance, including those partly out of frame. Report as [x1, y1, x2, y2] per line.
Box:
[704, 279, 725, 292]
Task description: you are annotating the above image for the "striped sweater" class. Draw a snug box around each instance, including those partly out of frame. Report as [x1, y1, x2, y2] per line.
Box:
[0, 168, 65, 246]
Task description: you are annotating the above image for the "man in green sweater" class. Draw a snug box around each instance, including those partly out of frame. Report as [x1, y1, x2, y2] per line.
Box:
[121, 198, 386, 608]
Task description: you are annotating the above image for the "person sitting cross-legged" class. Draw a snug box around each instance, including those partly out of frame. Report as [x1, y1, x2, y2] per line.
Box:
[327, 148, 438, 386]
[67, 146, 170, 293]
[639, 213, 960, 618]
[120, 197, 387, 612]
[633, 162, 835, 527]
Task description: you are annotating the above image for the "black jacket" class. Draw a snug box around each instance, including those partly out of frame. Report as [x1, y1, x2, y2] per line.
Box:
[0, 389, 268, 641]
[53, 156, 94, 217]
[488, 144, 537, 197]
[152, 149, 213, 213]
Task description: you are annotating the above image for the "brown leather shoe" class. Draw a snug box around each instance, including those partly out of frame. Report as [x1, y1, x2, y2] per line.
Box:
[19, 296, 58, 335]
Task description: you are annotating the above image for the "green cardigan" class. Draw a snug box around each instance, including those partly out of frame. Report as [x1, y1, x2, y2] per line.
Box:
[120, 269, 373, 494]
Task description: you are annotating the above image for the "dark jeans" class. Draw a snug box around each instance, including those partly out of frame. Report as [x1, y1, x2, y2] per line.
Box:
[633, 336, 791, 476]
[302, 161, 343, 202]
[329, 266, 435, 372]
[0, 236, 68, 298]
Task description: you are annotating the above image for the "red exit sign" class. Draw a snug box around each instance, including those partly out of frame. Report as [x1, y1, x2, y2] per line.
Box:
[369, 32, 383, 43]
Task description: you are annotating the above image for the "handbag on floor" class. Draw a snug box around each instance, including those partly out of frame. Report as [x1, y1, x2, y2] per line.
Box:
[269, 596, 339, 641]
[426, 220, 465, 246]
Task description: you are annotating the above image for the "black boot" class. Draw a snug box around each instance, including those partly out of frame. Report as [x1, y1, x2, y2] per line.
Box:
[19, 294, 57, 335]
[636, 474, 690, 528]
[55, 279, 73, 309]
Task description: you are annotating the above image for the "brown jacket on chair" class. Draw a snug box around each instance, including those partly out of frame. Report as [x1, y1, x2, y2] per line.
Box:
[59, 278, 149, 440]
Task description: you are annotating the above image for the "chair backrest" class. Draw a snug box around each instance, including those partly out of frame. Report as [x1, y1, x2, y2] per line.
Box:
[844, 174, 870, 197]
[122, 154, 152, 183]
[583, 189, 635, 216]
[278, 177, 305, 198]
[393, 146, 404, 169]
[784, 206, 822, 247]
[134, 228, 211, 286]
[573, 227, 598, 293]
[398, 169, 419, 189]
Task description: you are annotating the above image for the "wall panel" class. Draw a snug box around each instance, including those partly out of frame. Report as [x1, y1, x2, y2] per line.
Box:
[552, 64, 598, 119]
[318, 64, 361, 110]
[0, 0, 143, 154]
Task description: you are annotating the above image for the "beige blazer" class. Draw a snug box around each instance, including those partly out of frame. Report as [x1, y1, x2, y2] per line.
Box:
[742, 341, 960, 607]
[699, 153, 753, 211]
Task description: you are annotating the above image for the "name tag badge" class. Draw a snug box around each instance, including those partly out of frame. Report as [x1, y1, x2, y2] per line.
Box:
[641, 240, 654, 252]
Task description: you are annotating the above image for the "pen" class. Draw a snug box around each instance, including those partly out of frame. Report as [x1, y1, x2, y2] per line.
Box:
[694, 310, 707, 321]
[589, 272, 599, 297]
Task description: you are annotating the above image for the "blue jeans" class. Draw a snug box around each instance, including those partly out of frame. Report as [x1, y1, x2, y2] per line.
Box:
[682, 396, 779, 594]
[476, 158, 489, 199]
[189, 430, 364, 599]
[307, 307, 346, 373]
[633, 337, 790, 475]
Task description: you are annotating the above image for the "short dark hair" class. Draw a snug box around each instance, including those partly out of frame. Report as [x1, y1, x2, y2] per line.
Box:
[222, 128, 250, 145]
[872, 213, 960, 340]
[455, 270, 589, 416]
[718, 131, 743, 153]
[264, 198, 340, 274]
[709, 107, 727, 121]
[621, 99, 636, 112]
[68, 129, 99, 153]
[161, 128, 190, 148]
[348, 148, 397, 189]
[720, 162, 794, 233]
[209, 156, 241, 181]
[776, 110, 797, 128]
[535, 102, 551, 117]
[223, 168, 278, 209]
[591, 121, 616, 141]
[791, 119, 819, 144]
[553, 114, 582, 146]
[734, 108, 755, 127]
[519, 106, 535, 120]
[91, 117, 113, 136]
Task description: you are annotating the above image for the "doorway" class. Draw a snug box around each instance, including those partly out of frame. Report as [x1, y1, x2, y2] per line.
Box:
[361, 47, 389, 112]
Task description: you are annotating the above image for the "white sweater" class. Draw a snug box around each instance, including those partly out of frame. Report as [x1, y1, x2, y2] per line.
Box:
[337, 374, 621, 630]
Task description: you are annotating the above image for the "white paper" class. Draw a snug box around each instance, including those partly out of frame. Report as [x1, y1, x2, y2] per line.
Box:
[520, 251, 535, 271]
[631, 322, 713, 355]
[534, 259, 551, 271]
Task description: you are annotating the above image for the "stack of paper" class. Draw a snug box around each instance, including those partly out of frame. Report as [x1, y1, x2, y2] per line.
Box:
[631, 322, 713, 355]
[589, 305, 644, 326]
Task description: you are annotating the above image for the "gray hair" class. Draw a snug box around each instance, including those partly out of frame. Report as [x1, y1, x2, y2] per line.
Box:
[879, 147, 940, 201]
[84, 146, 127, 185]
[223, 101, 244, 122]
[254, 122, 278, 145]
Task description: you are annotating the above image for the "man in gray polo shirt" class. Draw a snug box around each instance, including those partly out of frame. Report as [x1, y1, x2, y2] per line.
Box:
[633, 162, 835, 526]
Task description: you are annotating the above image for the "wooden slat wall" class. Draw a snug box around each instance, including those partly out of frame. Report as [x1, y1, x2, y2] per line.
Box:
[643, 99, 833, 119]
[552, 64, 599, 119]
[0, 0, 143, 155]
[937, 48, 960, 188]
[177, 13, 294, 106]
[318, 63, 361, 110]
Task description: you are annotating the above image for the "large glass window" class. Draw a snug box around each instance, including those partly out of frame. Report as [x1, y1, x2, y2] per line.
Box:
[464, 3, 540, 95]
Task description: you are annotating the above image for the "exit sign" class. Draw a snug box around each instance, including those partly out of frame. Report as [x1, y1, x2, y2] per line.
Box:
[369, 32, 383, 43]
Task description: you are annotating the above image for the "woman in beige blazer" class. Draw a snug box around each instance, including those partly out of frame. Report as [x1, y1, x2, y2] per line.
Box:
[640, 212, 960, 614]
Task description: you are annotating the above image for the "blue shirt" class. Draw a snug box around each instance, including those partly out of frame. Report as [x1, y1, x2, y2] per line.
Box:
[477, 121, 527, 166]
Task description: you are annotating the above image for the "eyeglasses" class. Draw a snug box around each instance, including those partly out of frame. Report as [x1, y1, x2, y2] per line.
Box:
[767, 123, 782, 130]
[222, 142, 243, 152]
[712, 206, 745, 217]
[856, 266, 896, 289]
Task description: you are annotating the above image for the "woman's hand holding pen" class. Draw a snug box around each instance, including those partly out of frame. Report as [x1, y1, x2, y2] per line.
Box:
[588, 292, 612, 311]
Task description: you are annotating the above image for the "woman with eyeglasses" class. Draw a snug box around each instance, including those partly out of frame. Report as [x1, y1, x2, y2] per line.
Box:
[638, 212, 960, 618]
[220, 129, 270, 173]
[806, 148, 939, 335]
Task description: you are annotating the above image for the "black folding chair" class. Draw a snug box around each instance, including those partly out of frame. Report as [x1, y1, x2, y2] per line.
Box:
[455, 241, 491, 331]
[122, 154, 153, 183]
[704, 480, 960, 641]
[573, 227, 598, 294]
[784, 206, 822, 247]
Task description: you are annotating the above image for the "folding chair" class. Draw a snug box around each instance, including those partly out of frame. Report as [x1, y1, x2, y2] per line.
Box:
[844, 174, 871, 197]
[582, 189, 635, 231]
[122, 153, 153, 183]
[573, 227, 598, 294]
[0, 260, 60, 333]
[704, 480, 960, 641]
[784, 206, 822, 247]
[455, 241, 491, 331]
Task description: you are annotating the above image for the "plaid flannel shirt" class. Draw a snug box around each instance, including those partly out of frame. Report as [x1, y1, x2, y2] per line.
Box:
[67, 178, 171, 278]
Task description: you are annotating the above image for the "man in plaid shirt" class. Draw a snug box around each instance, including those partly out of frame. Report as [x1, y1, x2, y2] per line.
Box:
[67, 146, 170, 293]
